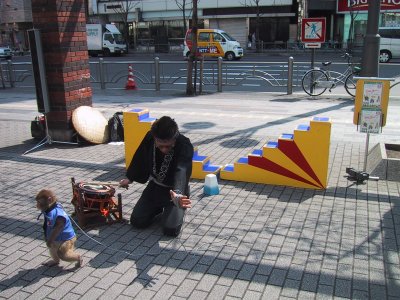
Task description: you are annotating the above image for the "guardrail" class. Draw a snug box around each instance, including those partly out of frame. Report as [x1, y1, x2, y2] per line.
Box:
[131, 39, 360, 54]
[0, 58, 318, 94]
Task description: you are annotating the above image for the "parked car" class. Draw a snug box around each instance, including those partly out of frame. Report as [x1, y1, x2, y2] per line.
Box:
[379, 27, 400, 63]
[0, 47, 12, 59]
[183, 28, 244, 61]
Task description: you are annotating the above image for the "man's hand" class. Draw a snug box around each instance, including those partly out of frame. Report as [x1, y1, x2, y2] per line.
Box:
[170, 190, 191, 209]
[119, 179, 131, 189]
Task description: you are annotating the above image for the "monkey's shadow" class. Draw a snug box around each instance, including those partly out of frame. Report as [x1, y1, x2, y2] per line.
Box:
[0, 264, 73, 292]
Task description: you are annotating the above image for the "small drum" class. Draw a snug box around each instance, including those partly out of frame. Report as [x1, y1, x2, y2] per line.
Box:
[71, 178, 122, 227]
[76, 182, 115, 205]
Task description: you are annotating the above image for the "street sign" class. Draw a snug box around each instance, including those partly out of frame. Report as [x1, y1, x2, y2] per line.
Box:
[301, 18, 326, 43]
[304, 43, 321, 48]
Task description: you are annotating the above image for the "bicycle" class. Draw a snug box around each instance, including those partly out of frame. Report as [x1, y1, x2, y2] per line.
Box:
[301, 52, 361, 97]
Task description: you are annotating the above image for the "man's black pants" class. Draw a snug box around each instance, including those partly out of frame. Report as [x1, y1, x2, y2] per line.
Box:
[130, 181, 185, 236]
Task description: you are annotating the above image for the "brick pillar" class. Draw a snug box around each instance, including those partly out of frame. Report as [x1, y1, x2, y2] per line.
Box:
[31, 0, 92, 142]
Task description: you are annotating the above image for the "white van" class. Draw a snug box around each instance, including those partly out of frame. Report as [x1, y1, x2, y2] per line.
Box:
[379, 27, 400, 63]
[0, 47, 12, 60]
[183, 28, 244, 61]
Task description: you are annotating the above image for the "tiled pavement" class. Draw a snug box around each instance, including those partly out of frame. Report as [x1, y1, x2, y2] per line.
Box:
[0, 89, 399, 299]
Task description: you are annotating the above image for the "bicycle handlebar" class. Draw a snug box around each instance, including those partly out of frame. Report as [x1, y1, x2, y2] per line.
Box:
[341, 52, 353, 65]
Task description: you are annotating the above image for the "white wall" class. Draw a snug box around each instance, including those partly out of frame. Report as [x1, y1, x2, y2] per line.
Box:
[209, 18, 248, 47]
[96, 0, 293, 15]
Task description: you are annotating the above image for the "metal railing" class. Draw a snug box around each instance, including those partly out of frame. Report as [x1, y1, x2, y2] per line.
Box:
[132, 39, 362, 55]
[91, 57, 304, 94]
[1, 57, 309, 94]
[248, 41, 364, 54]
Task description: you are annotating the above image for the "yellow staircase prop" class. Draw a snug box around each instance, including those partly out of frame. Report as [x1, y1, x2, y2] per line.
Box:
[124, 109, 222, 179]
[124, 109, 331, 189]
[191, 146, 222, 180]
[220, 117, 331, 189]
[123, 109, 156, 168]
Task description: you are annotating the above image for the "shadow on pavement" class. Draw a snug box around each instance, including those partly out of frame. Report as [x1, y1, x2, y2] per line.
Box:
[0, 265, 72, 292]
[0, 178, 399, 296]
[195, 101, 353, 146]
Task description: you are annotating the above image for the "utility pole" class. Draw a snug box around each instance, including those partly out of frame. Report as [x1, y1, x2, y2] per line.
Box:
[360, 0, 381, 77]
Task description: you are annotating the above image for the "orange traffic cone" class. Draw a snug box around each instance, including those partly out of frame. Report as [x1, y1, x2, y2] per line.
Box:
[125, 64, 137, 90]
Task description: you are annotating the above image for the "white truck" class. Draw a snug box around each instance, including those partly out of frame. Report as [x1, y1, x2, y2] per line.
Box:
[86, 24, 127, 56]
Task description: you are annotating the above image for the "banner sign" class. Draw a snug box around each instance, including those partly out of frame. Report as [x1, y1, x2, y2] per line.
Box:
[337, 0, 400, 13]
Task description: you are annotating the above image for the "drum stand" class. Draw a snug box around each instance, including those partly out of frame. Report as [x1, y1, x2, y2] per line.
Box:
[23, 113, 77, 155]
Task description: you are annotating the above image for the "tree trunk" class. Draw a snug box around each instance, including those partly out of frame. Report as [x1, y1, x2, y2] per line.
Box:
[183, 1, 187, 33]
[255, 4, 261, 53]
[125, 25, 130, 52]
[186, 0, 198, 96]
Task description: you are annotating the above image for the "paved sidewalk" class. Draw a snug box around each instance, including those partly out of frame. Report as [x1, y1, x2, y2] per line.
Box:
[0, 88, 399, 299]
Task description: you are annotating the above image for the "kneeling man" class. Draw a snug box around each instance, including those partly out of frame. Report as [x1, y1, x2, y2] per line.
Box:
[120, 116, 193, 237]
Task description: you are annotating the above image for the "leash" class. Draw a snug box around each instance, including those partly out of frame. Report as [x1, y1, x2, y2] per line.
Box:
[67, 199, 238, 260]
[39, 181, 239, 261]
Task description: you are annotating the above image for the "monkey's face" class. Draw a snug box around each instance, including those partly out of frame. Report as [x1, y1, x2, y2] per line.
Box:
[36, 197, 51, 211]
[35, 189, 57, 211]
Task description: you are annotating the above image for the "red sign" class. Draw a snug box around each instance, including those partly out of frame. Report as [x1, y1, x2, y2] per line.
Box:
[301, 18, 326, 43]
[337, 0, 400, 13]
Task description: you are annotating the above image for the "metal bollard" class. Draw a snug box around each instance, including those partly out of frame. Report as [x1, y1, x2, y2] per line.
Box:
[155, 57, 160, 91]
[0, 62, 5, 89]
[99, 58, 105, 89]
[7, 60, 14, 88]
[217, 56, 223, 92]
[287, 56, 294, 95]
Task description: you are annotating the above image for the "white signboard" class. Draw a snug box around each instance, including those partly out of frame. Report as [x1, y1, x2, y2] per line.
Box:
[362, 81, 383, 108]
[360, 109, 381, 134]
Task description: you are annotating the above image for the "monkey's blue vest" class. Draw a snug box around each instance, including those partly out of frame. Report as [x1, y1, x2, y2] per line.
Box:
[44, 203, 75, 241]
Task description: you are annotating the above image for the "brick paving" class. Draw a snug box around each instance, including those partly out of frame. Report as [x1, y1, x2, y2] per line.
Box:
[0, 89, 399, 299]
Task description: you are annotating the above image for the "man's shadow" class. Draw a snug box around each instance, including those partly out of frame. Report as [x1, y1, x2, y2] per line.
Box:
[86, 215, 178, 288]
[0, 264, 71, 292]
[131, 233, 185, 288]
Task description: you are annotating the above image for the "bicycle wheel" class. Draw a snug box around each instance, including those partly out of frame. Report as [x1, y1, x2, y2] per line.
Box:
[344, 72, 358, 97]
[302, 69, 329, 96]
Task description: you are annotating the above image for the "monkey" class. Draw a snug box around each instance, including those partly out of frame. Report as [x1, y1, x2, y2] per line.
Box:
[36, 189, 83, 268]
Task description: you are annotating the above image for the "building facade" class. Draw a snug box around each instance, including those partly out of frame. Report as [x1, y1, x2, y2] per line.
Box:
[93, 0, 299, 49]
[338, 0, 400, 47]
[308, 0, 400, 48]
[1, 0, 400, 52]
[91, 0, 400, 50]
[0, 0, 32, 49]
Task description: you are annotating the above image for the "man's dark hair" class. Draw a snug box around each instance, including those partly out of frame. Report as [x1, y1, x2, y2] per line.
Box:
[151, 116, 179, 140]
